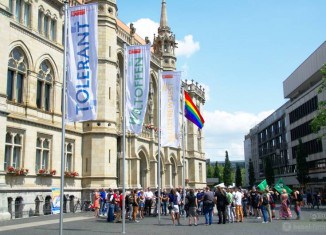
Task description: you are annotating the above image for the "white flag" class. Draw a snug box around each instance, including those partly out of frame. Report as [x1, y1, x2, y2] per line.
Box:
[161, 71, 181, 147]
[67, 3, 98, 122]
[125, 44, 151, 134]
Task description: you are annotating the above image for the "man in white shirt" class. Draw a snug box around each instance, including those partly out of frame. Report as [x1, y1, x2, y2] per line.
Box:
[144, 187, 154, 216]
[234, 187, 244, 222]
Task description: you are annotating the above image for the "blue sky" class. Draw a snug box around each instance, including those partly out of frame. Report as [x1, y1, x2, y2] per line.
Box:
[117, 0, 326, 161]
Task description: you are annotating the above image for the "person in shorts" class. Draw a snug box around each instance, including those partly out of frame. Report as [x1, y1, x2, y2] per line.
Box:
[186, 188, 198, 226]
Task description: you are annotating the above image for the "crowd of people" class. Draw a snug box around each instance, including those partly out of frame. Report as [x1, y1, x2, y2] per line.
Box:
[90, 185, 322, 226]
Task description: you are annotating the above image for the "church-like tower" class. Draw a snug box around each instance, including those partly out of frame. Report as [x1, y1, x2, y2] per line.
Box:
[153, 0, 177, 71]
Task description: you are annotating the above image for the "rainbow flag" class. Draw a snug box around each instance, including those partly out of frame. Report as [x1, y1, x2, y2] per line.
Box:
[184, 90, 205, 129]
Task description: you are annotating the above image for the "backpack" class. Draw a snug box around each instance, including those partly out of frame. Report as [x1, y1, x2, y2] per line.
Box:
[128, 195, 134, 205]
[297, 193, 303, 202]
[269, 194, 274, 204]
[262, 194, 269, 205]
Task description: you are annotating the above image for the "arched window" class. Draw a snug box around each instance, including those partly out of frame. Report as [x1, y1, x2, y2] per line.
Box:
[37, 61, 53, 111]
[35, 137, 51, 172]
[4, 132, 23, 170]
[7, 48, 27, 104]
[65, 142, 74, 172]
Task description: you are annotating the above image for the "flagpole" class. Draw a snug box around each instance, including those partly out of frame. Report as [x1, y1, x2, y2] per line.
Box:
[182, 86, 186, 219]
[60, 2, 68, 235]
[158, 69, 162, 224]
[122, 43, 127, 234]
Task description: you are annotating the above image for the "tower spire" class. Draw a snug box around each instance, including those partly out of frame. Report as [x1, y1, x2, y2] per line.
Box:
[159, 0, 170, 33]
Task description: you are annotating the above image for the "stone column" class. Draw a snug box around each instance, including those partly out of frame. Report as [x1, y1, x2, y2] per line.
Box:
[150, 160, 157, 189]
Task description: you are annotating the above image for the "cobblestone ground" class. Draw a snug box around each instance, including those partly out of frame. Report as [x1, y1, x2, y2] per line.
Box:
[0, 207, 325, 235]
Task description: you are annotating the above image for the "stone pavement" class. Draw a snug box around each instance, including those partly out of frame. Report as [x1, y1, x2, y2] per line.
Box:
[0, 208, 325, 235]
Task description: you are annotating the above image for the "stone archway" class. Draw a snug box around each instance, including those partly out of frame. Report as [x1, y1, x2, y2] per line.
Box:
[139, 150, 148, 189]
[14, 197, 23, 218]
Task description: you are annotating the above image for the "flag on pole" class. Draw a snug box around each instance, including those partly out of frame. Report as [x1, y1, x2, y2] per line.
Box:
[161, 71, 181, 147]
[125, 44, 151, 134]
[67, 3, 98, 122]
[274, 178, 293, 194]
[257, 179, 268, 191]
[184, 90, 205, 129]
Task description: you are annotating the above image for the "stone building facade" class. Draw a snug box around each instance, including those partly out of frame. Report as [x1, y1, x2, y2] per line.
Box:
[0, 0, 206, 220]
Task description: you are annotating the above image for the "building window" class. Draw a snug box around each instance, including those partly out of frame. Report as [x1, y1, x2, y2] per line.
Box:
[23, 3, 31, 27]
[15, 0, 22, 22]
[38, 10, 43, 33]
[44, 15, 49, 38]
[65, 142, 74, 172]
[4, 132, 23, 170]
[37, 61, 53, 111]
[35, 137, 51, 172]
[7, 48, 27, 104]
[50, 19, 57, 41]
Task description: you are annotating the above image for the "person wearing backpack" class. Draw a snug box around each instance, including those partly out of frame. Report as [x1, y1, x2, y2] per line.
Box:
[259, 190, 269, 223]
[293, 189, 302, 220]
[106, 188, 115, 222]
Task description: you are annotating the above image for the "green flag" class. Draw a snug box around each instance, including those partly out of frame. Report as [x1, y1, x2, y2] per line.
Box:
[257, 179, 268, 191]
[274, 178, 292, 194]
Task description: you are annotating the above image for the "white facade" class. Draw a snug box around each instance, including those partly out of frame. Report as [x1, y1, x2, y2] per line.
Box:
[0, 0, 207, 220]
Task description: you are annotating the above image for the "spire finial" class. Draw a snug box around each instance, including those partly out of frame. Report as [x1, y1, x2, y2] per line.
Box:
[160, 0, 169, 30]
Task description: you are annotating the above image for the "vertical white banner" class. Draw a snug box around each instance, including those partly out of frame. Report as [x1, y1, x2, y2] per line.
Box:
[125, 44, 151, 134]
[67, 3, 98, 122]
[161, 71, 181, 147]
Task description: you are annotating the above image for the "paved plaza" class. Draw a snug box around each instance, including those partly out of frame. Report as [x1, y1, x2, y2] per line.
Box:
[0, 207, 325, 235]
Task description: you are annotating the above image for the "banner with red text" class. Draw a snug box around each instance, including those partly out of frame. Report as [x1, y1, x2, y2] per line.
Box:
[67, 3, 98, 122]
[161, 71, 181, 147]
[125, 44, 151, 134]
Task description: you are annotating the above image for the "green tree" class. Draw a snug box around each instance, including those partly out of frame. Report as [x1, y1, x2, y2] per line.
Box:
[264, 157, 275, 186]
[223, 151, 232, 186]
[296, 139, 309, 188]
[248, 158, 256, 187]
[311, 64, 326, 132]
[235, 164, 242, 187]
[206, 163, 213, 178]
[213, 161, 221, 182]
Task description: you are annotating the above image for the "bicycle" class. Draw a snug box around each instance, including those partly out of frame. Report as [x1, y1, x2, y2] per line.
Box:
[74, 199, 92, 213]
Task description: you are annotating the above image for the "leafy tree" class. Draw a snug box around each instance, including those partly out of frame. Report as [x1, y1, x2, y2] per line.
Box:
[311, 64, 326, 132]
[296, 139, 309, 188]
[264, 157, 275, 186]
[206, 163, 213, 178]
[223, 151, 232, 186]
[248, 158, 256, 187]
[235, 164, 242, 187]
[213, 161, 221, 182]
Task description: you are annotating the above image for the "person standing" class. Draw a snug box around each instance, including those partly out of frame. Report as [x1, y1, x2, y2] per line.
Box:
[203, 186, 214, 225]
[234, 187, 244, 222]
[169, 188, 181, 226]
[93, 189, 100, 219]
[293, 189, 302, 220]
[132, 189, 139, 223]
[138, 190, 145, 219]
[114, 190, 123, 223]
[106, 188, 115, 222]
[144, 187, 154, 216]
[226, 188, 235, 223]
[162, 188, 169, 216]
[215, 186, 227, 224]
[279, 189, 292, 220]
[186, 189, 198, 226]
[99, 188, 107, 216]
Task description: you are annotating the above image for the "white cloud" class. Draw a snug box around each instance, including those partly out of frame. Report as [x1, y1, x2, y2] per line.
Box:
[203, 109, 274, 161]
[129, 18, 159, 41]
[176, 35, 200, 58]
